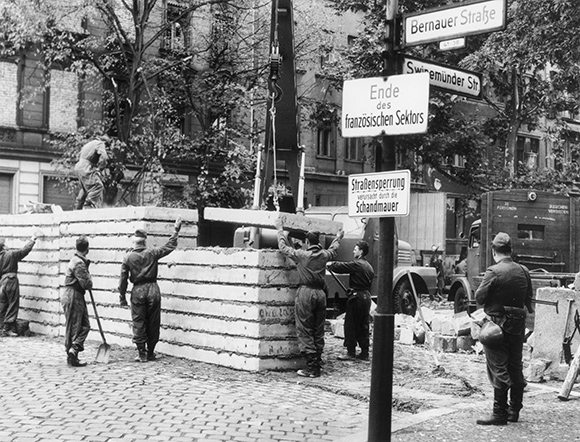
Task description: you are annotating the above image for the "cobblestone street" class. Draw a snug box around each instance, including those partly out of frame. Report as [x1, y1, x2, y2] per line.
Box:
[0, 336, 370, 442]
[2, 334, 580, 441]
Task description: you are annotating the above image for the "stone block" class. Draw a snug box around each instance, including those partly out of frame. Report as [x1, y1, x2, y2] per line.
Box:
[420, 306, 435, 325]
[395, 313, 415, 327]
[399, 327, 415, 345]
[453, 311, 472, 336]
[456, 335, 475, 351]
[524, 358, 552, 383]
[331, 319, 345, 339]
[432, 334, 457, 353]
[533, 288, 580, 369]
[471, 322, 482, 341]
[394, 327, 402, 341]
[431, 315, 456, 336]
[471, 308, 487, 324]
[204, 208, 342, 235]
[411, 323, 426, 344]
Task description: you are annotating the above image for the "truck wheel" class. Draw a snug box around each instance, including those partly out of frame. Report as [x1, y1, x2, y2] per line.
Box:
[454, 287, 468, 313]
[394, 279, 417, 317]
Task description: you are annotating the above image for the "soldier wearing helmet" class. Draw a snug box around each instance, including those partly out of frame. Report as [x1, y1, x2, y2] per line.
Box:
[474, 232, 534, 426]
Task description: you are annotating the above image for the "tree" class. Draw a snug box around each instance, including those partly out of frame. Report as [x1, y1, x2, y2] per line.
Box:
[0, 0, 258, 210]
[327, 0, 580, 195]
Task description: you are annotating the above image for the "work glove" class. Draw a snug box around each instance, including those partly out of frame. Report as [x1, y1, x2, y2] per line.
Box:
[119, 296, 128, 307]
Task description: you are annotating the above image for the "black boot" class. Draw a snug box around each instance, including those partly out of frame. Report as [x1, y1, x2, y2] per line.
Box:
[476, 388, 508, 425]
[357, 347, 370, 361]
[316, 351, 323, 366]
[338, 349, 356, 361]
[135, 344, 148, 362]
[147, 343, 157, 361]
[508, 386, 524, 422]
[67, 348, 87, 367]
[297, 354, 320, 378]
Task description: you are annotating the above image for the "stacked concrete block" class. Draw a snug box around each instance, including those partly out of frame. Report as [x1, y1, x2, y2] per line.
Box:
[0, 206, 306, 372]
[530, 287, 580, 381]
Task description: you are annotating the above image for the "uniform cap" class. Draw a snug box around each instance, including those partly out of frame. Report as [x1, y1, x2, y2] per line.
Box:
[133, 229, 147, 239]
[492, 232, 511, 248]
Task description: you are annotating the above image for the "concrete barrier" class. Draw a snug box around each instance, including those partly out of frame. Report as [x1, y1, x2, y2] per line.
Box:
[1, 207, 302, 371]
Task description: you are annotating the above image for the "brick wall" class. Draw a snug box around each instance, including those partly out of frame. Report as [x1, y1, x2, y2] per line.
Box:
[1, 206, 302, 371]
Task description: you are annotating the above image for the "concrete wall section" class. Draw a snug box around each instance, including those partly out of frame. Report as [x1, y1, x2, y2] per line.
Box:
[1, 207, 303, 371]
[532, 287, 580, 374]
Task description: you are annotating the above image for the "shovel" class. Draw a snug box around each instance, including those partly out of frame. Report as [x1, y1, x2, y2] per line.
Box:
[88, 289, 111, 363]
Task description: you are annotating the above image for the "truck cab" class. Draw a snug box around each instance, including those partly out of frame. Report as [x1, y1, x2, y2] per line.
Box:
[304, 206, 437, 316]
[449, 189, 578, 313]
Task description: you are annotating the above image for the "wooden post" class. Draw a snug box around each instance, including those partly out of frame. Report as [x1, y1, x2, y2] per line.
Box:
[558, 343, 580, 401]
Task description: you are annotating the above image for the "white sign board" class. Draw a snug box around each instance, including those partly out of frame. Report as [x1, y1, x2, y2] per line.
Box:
[341, 73, 429, 138]
[401, 55, 482, 99]
[403, 0, 506, 47]
[439, 38, 466, 51]
[348, 170, 411, 218]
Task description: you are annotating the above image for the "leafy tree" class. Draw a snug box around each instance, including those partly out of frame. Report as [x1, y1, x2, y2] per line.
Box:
[0, 0, 259, 210]
[327, 0, 580, 196]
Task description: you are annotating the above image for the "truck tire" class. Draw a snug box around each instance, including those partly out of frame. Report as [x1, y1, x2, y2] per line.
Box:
[454, 287, 468, 313]
[394, 279, 417, 317]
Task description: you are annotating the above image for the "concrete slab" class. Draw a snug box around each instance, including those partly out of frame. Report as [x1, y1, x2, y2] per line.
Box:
[533, 288, 580, 375]
[204, 207, 343, 235]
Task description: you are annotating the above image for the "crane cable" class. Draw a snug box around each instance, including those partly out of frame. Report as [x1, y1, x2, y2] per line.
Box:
[269, 90, 280, 212]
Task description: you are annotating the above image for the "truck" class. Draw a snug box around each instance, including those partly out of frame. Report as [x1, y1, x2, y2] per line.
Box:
[304, 206, 438, 317]
[448, 189, 579, 313]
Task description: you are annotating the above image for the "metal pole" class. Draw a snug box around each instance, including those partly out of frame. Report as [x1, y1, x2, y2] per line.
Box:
[368, 1, 398, 440]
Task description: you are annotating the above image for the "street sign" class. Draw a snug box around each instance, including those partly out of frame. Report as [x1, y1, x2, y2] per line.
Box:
[439, 38, 466, 51]
[403, 0, 506, 47]
[348, 170, 411, 218]
[341, 73, 429, 138]
[401, 55, 482, 99]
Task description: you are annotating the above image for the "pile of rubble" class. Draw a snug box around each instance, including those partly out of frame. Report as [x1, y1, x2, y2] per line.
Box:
[329, 307, 489, 354]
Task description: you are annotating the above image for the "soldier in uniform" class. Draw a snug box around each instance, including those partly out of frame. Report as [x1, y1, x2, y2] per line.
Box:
[275, 218, 344, 378]
[475, 232, 534, 425]
[328, 240, 374, 361]
[0, 233, 39, 336]
[118, 217, 182, 362]
[74, 138, 109, 209]
[61, 236, 93, 367]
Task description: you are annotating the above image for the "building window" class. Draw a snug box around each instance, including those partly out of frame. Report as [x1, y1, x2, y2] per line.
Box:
[317, 126, 334, 157]
[516, 136, 540, 169]
[162, 184, 185, 206]
[42, 176, 76, 211]
[164, 1, 190, 51]
[0, 173, 13, 214]
[17, 57, 48, 129]
[346, 138, 363, 161]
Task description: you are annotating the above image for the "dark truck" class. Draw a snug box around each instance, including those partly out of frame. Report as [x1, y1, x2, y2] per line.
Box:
[449, 189, 578, 313]
[304, 206, 437, 316]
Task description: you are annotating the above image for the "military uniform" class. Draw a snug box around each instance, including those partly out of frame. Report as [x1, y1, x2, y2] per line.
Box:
[328, 258, 374, 360]
[119, 229, 179, 361]
[475, 233, 534, 425]
[277, 231, 341, 377]
[0, 239, 36, 336]
[74, 139, 108, 209]
[62, 251, 93, 366]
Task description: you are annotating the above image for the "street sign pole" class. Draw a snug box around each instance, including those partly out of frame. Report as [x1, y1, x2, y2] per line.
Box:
[368, 0, 398, 440]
